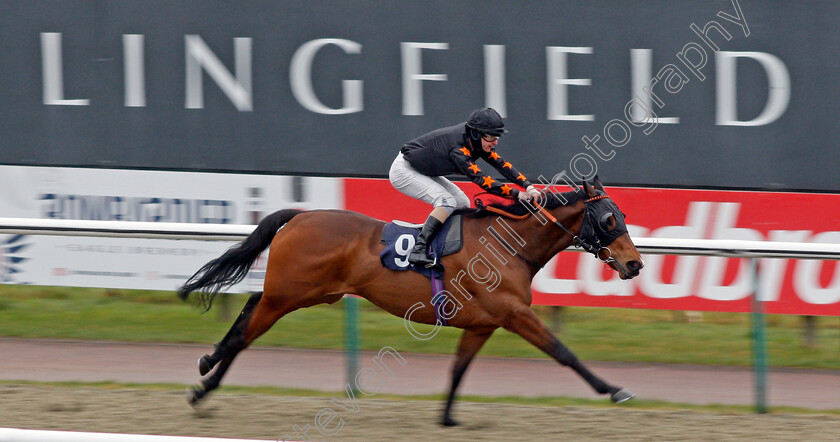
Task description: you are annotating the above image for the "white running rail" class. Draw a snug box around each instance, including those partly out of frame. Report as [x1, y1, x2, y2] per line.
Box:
[2, 217, 840, 259]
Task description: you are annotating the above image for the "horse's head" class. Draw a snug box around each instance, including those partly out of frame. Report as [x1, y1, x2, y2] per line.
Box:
[573, 177, 643, 279]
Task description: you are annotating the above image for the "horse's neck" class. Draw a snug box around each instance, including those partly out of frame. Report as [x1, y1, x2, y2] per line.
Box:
[519, 202, 585, 266]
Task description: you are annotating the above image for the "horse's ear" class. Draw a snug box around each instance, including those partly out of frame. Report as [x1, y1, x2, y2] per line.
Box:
[582, 179, 597, 197]
[593, 175, 605, 192]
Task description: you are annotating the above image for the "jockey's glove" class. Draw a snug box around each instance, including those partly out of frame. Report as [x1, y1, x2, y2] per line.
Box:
[522, 185, 541, 202]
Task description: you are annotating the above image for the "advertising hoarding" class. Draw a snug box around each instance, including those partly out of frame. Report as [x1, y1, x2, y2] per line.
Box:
[0, 166, 342, 291]
[345, 178, 840, 316]
[2, 170, 838, 315]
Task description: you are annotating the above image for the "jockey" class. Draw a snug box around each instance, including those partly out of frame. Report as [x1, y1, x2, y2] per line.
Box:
[389, 107, 541, 268]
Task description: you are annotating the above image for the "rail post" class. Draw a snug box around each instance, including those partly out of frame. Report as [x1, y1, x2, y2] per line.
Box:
[344, 295, 360, 393]
[750, 258, 768, 413]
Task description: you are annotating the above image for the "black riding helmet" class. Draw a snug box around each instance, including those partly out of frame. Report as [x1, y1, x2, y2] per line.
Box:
[466, 107, 508, 136]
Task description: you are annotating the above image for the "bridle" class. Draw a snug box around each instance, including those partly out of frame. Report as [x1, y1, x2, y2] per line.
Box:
[526, 193, 632, 277]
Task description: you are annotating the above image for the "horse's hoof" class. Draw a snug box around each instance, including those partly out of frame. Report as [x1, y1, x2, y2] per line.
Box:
[610, 388, 635, 404]
[441, 415, 459, 427]
[198, 355, 214, 376]
[186, 386, 204, 407]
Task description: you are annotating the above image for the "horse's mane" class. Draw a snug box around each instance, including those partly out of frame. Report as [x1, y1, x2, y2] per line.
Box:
[456, 190, 584, 219]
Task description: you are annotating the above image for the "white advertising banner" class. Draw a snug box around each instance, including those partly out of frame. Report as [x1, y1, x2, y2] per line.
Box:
[0, 166, 344, 291]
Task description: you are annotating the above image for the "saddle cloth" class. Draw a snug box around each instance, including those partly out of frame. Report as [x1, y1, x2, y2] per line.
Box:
[379, 214, 463, 278]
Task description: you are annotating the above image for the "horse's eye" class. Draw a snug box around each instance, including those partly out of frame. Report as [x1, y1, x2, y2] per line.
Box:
[598, 212, 615, 231]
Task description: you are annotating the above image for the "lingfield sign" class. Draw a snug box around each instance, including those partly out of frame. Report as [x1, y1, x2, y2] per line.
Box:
[0, 0, 837, 192]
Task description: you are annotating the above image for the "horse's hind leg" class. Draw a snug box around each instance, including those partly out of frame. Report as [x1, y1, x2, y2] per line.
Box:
[441, 328, 494, 427]
[504, 306, 634, 403]
[197, 292, 263, 377]
[188, 292, 293, 405]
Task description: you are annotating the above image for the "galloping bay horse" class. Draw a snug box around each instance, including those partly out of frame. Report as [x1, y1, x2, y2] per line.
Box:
[178, 177, 644, 426]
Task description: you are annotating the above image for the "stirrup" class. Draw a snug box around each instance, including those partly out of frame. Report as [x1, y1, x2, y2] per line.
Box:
[422, 256, 438, 268]
[408, 251, 437, 268]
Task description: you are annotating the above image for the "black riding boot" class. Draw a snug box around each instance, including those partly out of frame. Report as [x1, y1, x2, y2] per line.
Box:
[408, 216, 444, 268]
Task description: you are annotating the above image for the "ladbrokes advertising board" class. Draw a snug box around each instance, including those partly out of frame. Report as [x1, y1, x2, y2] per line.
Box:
[344, 178, 840, 316]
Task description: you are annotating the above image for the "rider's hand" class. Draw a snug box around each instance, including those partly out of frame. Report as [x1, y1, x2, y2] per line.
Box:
[521, 185, 541, 202]
[518, 186, 540, 203]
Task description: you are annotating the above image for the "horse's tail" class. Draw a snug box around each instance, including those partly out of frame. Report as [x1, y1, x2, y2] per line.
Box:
[178, 209, 304, 309]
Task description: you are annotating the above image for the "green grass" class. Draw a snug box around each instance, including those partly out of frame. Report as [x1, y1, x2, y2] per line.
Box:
[0, 285, 838, 369]
[2, 380, 838, 415]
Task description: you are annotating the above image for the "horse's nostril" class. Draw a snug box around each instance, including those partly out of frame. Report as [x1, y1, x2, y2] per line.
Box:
[628, 260, 643, 271]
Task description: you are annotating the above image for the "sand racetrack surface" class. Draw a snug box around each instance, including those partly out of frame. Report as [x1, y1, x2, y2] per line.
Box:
[1, 384, 838, 441]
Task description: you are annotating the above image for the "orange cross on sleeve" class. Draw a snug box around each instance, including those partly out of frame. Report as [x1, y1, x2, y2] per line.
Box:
[516, 173, 527, 182]
[481, 176, 495, 188]
[503, 161, 513, 169]
[468, 163, 481, 174]
[458, 147, 471, 156]
[500, 185, 512, 196]
[489, 151, 500, 161]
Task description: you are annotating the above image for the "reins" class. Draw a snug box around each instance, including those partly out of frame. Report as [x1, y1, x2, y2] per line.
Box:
[475, 191, 628, 274]
[528, 200, 594, 253]
[484, 205, 530, 220]
[531, 194, 610, 252]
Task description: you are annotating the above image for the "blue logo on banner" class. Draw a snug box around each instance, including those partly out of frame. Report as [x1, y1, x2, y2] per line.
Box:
[1, 235, 31, 283]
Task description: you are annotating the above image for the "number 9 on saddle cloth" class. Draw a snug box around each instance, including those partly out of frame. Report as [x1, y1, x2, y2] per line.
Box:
[380, 214, 464, 279]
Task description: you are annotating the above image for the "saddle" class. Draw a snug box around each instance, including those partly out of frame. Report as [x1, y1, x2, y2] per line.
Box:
[379, 214, 463, 278]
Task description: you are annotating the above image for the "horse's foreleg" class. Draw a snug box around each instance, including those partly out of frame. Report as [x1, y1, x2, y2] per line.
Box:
[504, 306, 634, 403]
[441, 328, 494, 427]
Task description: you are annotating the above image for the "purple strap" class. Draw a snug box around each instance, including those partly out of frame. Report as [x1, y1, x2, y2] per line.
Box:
[431, 274, 448, 327]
